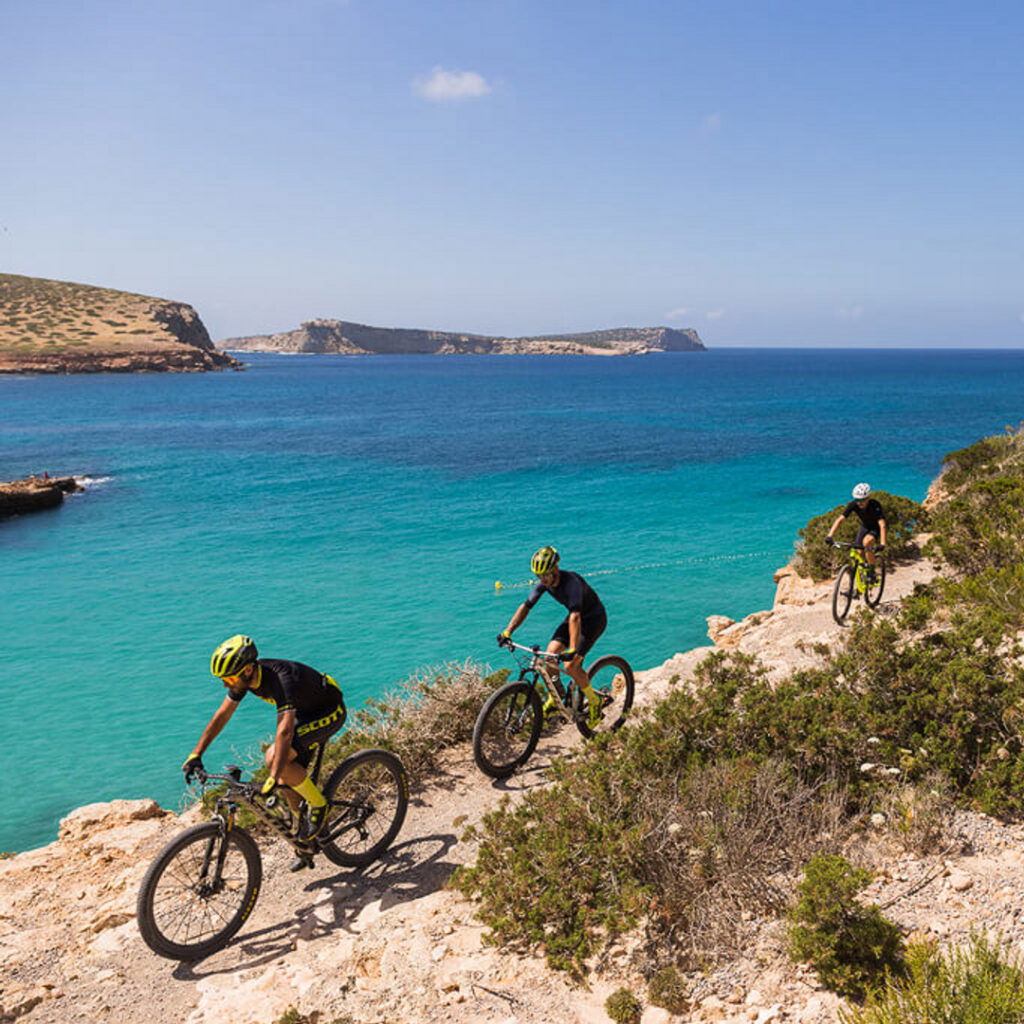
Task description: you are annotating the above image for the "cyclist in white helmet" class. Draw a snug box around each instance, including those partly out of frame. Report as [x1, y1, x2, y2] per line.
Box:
[825, 483, 887, 582]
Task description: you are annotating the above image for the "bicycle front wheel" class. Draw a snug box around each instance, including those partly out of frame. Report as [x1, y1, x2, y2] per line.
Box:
[832, 565, 855, 624]
[472, 681, 544, 779]
[865, 561, 887, 608]
[136, 822, 262, 960]
[575, 655, 635, 738]
[321, 748, 409, 867]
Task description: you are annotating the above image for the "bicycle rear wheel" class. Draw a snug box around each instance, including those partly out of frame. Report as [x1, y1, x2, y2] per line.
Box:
[136, 822, 262, 960]
[472, 680, 544, 779]
[832, 565, 855, 624]
[574, 655, 635, 739]
[865, 561, 886, 607]
[321, 749, 409, 867]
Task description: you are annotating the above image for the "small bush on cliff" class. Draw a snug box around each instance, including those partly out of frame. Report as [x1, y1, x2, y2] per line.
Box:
[792, 491, 925, 582]
[840, 932, 1024, 1024]
[605, 988, 643, 1024]
[787, 854, 905, 1001]
[647, 966, 690, 1013]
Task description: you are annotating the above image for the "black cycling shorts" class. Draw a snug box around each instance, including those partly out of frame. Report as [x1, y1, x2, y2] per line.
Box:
[292, 688, 346, 768]
[551, 608, 607, 659]
[855, 526, 881, 546]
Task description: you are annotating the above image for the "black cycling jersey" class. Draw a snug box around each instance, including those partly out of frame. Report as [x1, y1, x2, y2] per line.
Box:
[228, 659, 341, 717]
[524, 569, 605, 617]
[843, 498, 885, 532]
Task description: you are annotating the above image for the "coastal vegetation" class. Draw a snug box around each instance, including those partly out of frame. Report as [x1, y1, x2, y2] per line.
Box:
[450, 427, 1024, 1005]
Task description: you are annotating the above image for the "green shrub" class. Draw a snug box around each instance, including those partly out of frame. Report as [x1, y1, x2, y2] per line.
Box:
[793, 491, 926, 581]
[841, 933, 1024, 1024]
[605, 987, 643, 1024]
[647, 965, 689, 1013]
[787, 854, 905, 1001]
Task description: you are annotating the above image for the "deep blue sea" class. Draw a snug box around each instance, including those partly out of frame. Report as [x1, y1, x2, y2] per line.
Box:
[4, 348, 1024, 852]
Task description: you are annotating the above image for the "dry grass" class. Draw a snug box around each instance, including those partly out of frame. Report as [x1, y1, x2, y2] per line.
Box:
[330, 660, 506, 781]
[0, 273, 184, 354]
[637, 760, 853, 967]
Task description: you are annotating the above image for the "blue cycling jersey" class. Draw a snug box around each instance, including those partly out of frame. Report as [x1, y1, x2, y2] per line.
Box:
[524, 570, 605, 617]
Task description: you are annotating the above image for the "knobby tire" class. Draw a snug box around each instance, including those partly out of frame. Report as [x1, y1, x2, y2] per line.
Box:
[321, 748, 409, 868]
[574, 655, 635, 739]
[865, 560, 887, 608]
[832, 564, 855, 625]
[136, 821, 262, 960]
[472, 680, 543, 779]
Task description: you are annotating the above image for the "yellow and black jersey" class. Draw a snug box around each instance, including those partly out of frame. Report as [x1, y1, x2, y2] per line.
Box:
[228, 658, 341, 717]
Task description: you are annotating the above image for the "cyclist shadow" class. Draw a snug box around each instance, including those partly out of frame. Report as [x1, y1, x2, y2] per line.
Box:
[170, 832, 460, 979]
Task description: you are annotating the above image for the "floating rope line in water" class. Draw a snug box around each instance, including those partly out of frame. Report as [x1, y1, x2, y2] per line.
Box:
[493, 550, 778, 591]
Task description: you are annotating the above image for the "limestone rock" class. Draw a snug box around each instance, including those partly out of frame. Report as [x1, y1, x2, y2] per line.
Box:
[59, 799, 167, 841]
[221, 320, 706, 356]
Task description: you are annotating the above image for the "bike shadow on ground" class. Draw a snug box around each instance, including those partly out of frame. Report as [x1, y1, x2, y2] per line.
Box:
[170, 831, 459, 981]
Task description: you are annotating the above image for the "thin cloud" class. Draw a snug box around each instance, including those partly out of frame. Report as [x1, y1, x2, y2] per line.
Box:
[665, 307, 690, 320]
[413, 67, 492, 102]
[701, 112, 722, 133]
[1019, 312, 1024, 324]
[705, 309, 725, 320]
[839, 305, 865, 320]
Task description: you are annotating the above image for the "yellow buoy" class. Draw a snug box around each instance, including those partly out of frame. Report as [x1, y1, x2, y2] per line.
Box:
[494, 580, 503, 590]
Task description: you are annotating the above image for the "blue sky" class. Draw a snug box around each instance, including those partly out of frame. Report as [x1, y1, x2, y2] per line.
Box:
[2, 0, 1022, 346]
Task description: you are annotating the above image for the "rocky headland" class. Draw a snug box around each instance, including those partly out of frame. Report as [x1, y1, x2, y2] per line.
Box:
[221, 319, 705, 356]
[0, 274, 241, 374]
[0, 475, 84, 518]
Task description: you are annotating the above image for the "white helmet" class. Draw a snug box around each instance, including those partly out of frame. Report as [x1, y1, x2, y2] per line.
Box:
[852, 482, 871, 500]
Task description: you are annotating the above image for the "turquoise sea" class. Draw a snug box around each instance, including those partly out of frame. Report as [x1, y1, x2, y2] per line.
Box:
[4, 348, 1024, 852]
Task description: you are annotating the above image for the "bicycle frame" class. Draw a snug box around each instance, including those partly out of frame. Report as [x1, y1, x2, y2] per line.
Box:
[195, 751, 377, 863]
[499, 639, 584, 725]
[834, 541, 878, 594]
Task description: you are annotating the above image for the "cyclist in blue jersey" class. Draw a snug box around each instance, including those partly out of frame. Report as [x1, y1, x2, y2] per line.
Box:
[498, 546, 608, 727]
[825, 482, 888, 583]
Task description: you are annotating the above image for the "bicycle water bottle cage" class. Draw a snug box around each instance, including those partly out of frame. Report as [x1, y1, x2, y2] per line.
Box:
[224, 764, 243, 782]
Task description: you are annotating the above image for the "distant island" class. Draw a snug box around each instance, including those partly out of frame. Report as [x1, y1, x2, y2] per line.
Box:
[220, 319, 706, 356]
[0, 273, 241, 374]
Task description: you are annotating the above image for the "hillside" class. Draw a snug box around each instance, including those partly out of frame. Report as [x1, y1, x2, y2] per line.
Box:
[0, 273, 241, 373]
[221, 319, 705, 356]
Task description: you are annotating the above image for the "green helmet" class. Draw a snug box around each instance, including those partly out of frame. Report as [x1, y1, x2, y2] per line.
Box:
[530, 545, 559, 576]
[210, 634, 258, 678]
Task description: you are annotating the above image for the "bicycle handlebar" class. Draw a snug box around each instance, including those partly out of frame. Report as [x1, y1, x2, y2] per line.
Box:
[832, 541, 886, 551]
[497, 636, 566, 662]
[186, 766, 259, 797]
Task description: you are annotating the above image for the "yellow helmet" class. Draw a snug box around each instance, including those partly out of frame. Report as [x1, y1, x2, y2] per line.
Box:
[210, 634, 258, 678]
[530, 545, 559, 576]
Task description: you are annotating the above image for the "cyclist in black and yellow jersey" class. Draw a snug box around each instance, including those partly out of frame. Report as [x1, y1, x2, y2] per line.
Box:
[825, 482, 888, 583]
[182, 635, 346, 845]
[498, 546, 608, 728]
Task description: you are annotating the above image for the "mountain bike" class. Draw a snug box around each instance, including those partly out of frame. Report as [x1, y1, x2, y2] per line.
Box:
[472, 637, 634, 779]
[136, 744, 408, 960]
[831, 541, 886, 625]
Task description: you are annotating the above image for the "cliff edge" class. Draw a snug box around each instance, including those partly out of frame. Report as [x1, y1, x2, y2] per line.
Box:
[0, 274, 241, 374]
[221, 319, 705, 356]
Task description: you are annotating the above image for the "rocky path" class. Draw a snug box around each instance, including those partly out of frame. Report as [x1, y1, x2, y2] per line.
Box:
[9, 552, 1020, 1024]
